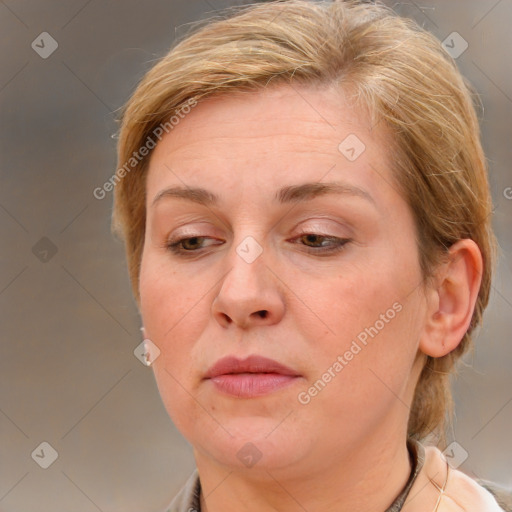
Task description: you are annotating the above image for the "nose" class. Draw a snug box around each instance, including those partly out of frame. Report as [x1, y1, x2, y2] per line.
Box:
[211, 239, 286, 329]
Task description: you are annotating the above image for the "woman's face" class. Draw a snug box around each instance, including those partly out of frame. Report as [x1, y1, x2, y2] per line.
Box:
[140, 84, 429, 474]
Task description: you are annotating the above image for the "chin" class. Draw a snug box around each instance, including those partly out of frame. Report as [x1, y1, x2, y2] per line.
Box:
[189, 415, 314, 472]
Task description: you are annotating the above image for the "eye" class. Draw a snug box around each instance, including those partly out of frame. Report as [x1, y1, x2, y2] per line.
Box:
[165, 233, 351, 257]
[292, 232, 351, 255]
[166, 236, 223, 255]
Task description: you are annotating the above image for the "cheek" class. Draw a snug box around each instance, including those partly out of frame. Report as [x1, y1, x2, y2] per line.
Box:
[295, 297, 422, 441]
[139, 255, 208, 378]
[139, 256, 211, 435]
[140, 254, 199, 333]
[296, 256, 408, 340]
[293, 247, 424, 398]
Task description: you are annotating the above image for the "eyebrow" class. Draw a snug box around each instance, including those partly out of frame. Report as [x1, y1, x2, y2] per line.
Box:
[151, 181, 375, 207]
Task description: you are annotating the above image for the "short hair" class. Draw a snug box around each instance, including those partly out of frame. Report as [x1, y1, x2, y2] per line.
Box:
[113, 0, 496, 440]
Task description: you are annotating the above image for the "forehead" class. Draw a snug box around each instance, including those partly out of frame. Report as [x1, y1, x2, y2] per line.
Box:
[146, 83, 396, 204]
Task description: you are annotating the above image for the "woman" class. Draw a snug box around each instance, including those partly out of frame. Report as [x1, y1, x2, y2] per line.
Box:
[112, 1, 509, 510]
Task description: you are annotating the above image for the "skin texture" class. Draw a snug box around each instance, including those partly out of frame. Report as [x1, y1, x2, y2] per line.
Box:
[139, 84, 483, 512]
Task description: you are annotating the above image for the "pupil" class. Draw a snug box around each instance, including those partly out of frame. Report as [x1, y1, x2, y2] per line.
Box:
[185, 237, 200, 249]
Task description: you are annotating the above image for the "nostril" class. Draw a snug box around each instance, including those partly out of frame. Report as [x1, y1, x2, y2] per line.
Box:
[257, 310, 268, 319]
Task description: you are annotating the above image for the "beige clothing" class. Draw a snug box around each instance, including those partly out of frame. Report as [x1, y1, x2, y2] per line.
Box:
[401, 444, 506, 512]
[165, 441, 508, 512]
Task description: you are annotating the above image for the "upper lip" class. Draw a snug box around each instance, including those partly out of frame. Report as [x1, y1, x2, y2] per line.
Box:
[205, 355, 300, 379]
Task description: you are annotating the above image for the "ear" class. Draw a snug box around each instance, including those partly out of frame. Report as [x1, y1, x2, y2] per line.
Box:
[419, 239, 483, 358]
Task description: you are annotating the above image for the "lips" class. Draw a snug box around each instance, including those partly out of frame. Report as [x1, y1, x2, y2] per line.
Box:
[204, 355, 301, 398]
[205, 355, 300, 378]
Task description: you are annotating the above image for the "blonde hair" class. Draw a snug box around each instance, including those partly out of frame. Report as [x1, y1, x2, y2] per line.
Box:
[113, 0, 496, 440]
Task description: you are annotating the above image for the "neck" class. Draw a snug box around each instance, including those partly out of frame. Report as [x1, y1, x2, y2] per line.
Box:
[195, 428, 412, 512]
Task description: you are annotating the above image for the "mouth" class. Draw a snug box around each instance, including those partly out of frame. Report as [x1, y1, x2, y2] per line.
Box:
[204, 355, 302, 398]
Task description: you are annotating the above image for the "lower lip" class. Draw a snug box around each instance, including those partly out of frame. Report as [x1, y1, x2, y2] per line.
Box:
[209, 373, 300, 398]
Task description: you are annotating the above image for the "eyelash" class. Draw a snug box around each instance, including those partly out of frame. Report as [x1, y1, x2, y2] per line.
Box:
[165, 232, 351, 257]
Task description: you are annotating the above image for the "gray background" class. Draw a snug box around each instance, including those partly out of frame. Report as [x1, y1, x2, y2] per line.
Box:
[0, 1, 511, 511]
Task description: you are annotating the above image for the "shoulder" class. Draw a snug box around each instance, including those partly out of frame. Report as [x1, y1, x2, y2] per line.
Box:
[476, 480, 512, 512]
[405, 444, 508, 512]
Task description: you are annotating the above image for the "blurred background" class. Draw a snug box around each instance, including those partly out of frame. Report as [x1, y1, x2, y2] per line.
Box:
[0, 1, 511, 510]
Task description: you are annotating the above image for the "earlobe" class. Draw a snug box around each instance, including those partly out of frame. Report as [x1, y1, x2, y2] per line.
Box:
[419, 239, 483, 358]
